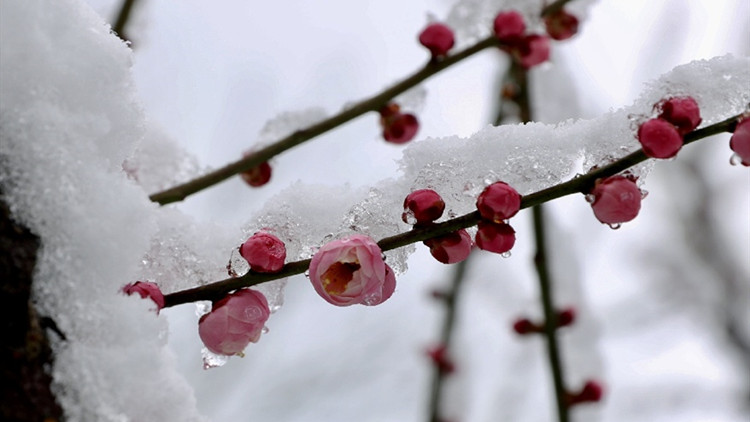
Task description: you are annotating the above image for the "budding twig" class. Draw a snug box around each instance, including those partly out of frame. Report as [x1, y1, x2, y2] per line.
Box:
[162, 113, 744, 308]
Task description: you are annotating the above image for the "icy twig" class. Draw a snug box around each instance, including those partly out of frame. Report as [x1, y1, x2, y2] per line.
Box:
[162, 113, 743, 307]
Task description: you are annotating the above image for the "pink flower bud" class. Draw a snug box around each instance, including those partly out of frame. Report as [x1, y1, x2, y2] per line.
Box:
[476, 181, 521, 222]
[589, 176, 642, 225]
[557, 307, 576, 327]
[475, 221, 516, 254]
[730, 117, 750, 166]
[637, 118, 683, 159]
[544, 9, 579, 40]
[658, 96, 702, 135]
[426, 345, 455, 374]
[379, 104, 419, 144]
[240, 161, 272, 187]
[493, 11, 526, 44]
[403, 189, 445, 224]
[515, 34, 551, 69]
[419, 22, 455, 58]
[240, 231, 286, 273]
[512, 318, 541, 335]
[122, 281, 165, 312]
[309, 235, 396, 306]
[423, 229, 473, 264]
[567, 380, 604, 406]
[198, 289, 270, 356]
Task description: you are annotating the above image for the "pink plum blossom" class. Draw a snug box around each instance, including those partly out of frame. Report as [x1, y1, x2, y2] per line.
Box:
[589, 176, 642, 225]
[122, 281, 165, 312]
[493, 11, 526, 44]
[423, 229, 473, 264]
[730, 117, 750, 166]
[309, 235, 396, 306]
[476, 181, 522, 222]
[638, 118, 684, 159]
[418, 22, 455, 58]
[198, 289, 270, 356]
[240, 231, 286, 273]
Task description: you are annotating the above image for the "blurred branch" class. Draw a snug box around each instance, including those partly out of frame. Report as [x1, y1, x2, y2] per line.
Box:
[427, 257, 471, 422]
[542, 0, 576, 17]
[112, 0, 138, 43]
[162, 113, 744, 307]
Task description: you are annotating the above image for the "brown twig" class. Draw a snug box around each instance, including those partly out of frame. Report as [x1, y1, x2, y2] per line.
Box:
[112, 0, 138, 43]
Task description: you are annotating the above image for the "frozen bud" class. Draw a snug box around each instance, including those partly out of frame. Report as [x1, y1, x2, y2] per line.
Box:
[426, 345, 455, 374]
[476, 181, 522, 222]
[567, 380, 604, 406]
[557, 307, 576, 327]
[589, 176, 642, 225]
[659, 96, 702, 135]
[512, 318, 541, 335]
[637, 118, 683, 159]
[240, 161, 272, 187]
[419, 22, 455, 58]
[122, 281, 165, 312]
[423, 229, 473, 264]
[544, 9, 579, 40]
[403, 189, 445, 224]
[240, 231, 286, 273]
[493, 10, 526, 45]
[730, 117, 750, 166]
[514, 34, 551, 69]
[475, 221, 516, 254]
[198, 289, 270, 356]
[309, 235, 396, 306]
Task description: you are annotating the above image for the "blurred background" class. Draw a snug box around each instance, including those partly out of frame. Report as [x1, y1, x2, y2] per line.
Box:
[85, 0, 749, 420]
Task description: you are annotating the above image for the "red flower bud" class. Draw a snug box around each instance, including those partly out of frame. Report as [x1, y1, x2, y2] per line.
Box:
[512, 318, 541, 335]
[566, 380, 604, 407]
[544, 9, 579, 40]
[557, 307, 576, 327]
[240, 231, 286, 273]
[122, 281, 165, 312]
[403, 189, 445, 224]
[658, 96, 702, 135]
[493, 11, 526, 45]
[514, 34, 551, 69]
[476, 181, 521, 222]
[419, 23, 455, 58]
[426, 344, 455, 374]
[589, 176, 642, 225]
[423, 229, 473, 264]
[475, 221, 515, 255]
[379, 104, 419, 144]
[240, 161, 272, 187]
[637, 118, 683, 159]
[730, 117, 750, 166]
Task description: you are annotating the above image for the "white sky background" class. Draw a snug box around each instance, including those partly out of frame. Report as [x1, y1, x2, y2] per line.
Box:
[82, 0, 749, 421]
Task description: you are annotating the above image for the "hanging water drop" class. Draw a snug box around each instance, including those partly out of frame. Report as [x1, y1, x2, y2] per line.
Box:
[227, 247, 250, 277]
[261, 326, 270, 334]
[608, 223, 622, 230]
[195, 301, 211, 317]
[202, 347, 229, 370]
[640, 189, 649, 199]
[585, 193, 596, 204]
[501, 251, 512, 258]
[730, 153, 742, 166]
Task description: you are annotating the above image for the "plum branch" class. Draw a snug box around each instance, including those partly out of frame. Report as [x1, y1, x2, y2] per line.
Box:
[162, 112, 743, 307]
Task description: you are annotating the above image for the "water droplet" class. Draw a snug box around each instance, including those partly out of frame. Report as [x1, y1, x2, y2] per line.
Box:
[608, 223, 622, 230]
[227, 247, 250, 277]
[640, 189, 649, 199]
[402, 210, 418, 225]
[202, 347, 229, 370]
[261, 326, 270, 334]
[304, 270, 310, 278]
[501, 251, 512, 258]
[585, 194, 596, 204]
[730, 153, 742, 166]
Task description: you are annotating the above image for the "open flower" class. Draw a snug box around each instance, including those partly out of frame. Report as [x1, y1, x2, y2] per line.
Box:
[309, 235, 396, 306]
[198, 289, 270, 356]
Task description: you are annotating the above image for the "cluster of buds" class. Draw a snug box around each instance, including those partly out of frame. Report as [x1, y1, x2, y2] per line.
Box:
[379, 103, 419, 144]
[638, 96, 702, 159]
[512, 307, 576, 335]
[475, 181, 521, 255]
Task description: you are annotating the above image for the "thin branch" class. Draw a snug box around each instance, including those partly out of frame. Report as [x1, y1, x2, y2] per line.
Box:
[162, 117, 743, 308]
[149, 37, 499, 205]
[112, 0, 138, 42]
[541, 0, 576, 17]
[532, 205, 569, 422]
[427, 257, 471, 422]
